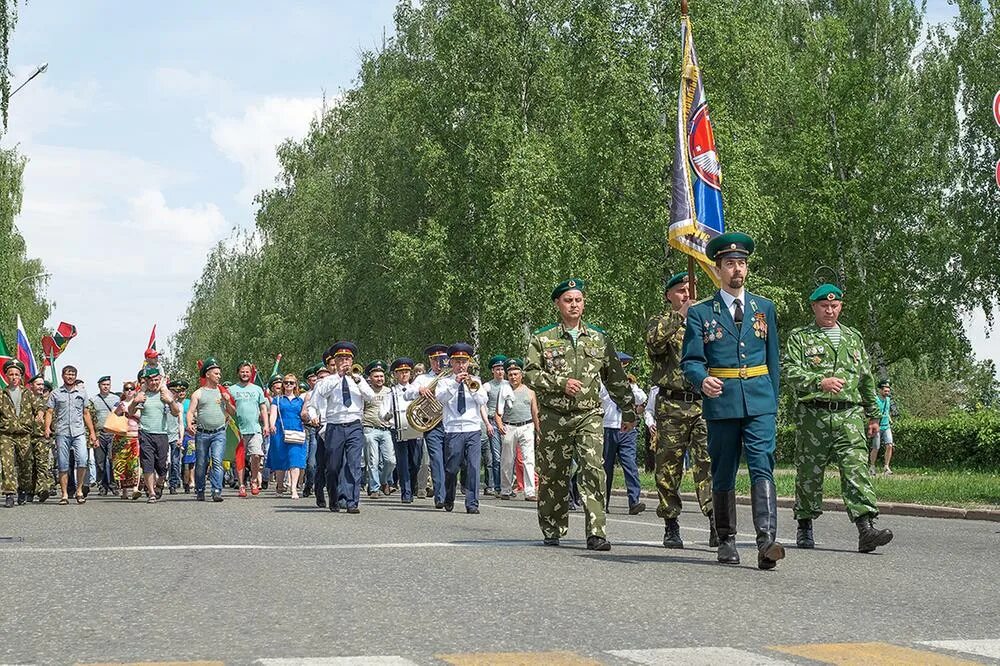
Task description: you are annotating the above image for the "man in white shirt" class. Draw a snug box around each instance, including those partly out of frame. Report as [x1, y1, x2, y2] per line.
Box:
[405, 343, 449, 509]
[306, 342, 376, 514]
[380, 357, 423, 504]
[600, 352, 648, 515]
[362, 360, 396, 498]
[436, 343, 488, 513]
[494, 358, 540, 501]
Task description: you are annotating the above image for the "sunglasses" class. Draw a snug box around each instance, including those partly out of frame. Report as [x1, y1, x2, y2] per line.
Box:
[283, 381, 296, 385]
[124, 386, 135, 391]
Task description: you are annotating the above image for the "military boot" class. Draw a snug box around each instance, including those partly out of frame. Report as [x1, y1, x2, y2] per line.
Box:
[750, 479, 785, 570]
[796, 519, 815, 548]
[712, 490, 739, 564]
[663, 518, 683, 549]
[315, 485, 327, 509]
[3, 494, 14, 508]
[707, 511, 719, 547]
[856, 514, 893, 553]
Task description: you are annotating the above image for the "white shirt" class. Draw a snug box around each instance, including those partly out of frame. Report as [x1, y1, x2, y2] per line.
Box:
[404, 370, 441, 401]
[598, 382, 648, 429]
[719, 288, 746, 322]
[644, 386, 659, 428]
[308, 372, 376, 425]
[435, 376, 488, 433]
[379, 383, 413, 428]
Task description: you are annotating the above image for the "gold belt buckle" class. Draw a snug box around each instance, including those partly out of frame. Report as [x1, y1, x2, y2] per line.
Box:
[739, 366, 748, 379]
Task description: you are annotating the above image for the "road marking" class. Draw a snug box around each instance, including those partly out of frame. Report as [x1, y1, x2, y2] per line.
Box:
[769, 642, 981, 665]
[79, 662, 224, 666]
[0, 541, 534, 554]
[611, 646, 794, 664]
[921, 640, 1000, 660]
[256, 658, 417, 665]
[437, 652, 599, 665]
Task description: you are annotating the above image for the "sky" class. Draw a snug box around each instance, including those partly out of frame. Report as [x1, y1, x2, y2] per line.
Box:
[3, 0, 994, 388]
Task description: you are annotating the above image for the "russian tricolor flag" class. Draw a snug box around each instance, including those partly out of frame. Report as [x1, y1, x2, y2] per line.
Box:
[16, 315, 38, 378]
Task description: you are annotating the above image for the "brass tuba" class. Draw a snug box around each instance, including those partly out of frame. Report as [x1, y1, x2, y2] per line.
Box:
[406, 368, 452, 433]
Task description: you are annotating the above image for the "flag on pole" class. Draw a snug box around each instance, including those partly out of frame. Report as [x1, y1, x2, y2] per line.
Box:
[41, 321, 78, 367]
[270, 354, 282, 379]
[16, 315, 38, 378]
[0, 330, 13, 389]
[668, 12, 725, 284]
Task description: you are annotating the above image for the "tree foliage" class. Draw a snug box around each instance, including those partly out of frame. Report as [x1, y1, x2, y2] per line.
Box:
[172, 0, 998, 412]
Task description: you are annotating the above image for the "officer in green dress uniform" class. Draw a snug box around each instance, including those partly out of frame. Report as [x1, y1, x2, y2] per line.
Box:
[524, 278, 635, 551]
[682, 233, 785, 569]
[785, 283, 894, 552]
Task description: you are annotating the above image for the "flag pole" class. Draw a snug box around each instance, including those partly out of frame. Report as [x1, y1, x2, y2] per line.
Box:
[681, 0, 696, 300]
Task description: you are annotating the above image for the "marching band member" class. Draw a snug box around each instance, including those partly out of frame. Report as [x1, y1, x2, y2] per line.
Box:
[405, 344, 449, 508]
[381, 357, 422, 504]
[435, 343, 487, 513]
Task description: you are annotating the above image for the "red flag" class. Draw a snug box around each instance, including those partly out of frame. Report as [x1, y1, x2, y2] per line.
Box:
[41, 322, 77, 365]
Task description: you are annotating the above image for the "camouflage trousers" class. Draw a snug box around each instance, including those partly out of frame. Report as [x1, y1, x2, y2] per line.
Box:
[654, 400, 712, 520]
[794, 404, 878, 522]
[1, 432, 50, 495]
[536, 406, 606, 539]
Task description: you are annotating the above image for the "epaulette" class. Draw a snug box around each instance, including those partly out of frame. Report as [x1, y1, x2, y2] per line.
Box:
[533, 323, 557, 335]
[694, 295, 714, 305]
[586, 323, 607, 334]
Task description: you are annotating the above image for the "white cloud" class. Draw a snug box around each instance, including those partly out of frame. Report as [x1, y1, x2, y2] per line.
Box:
[208, 96, 322, 207]
[129, 189, 226, 244]
[152, 66, 232, 99]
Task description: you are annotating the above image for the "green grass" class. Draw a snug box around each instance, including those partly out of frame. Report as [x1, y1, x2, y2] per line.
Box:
[610, 466, 1000, 509]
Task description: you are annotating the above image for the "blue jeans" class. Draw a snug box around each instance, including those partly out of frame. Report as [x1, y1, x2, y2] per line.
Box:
[603, 427, 642, 508]
[168, 439, 183, 489]
[485, 427, 502, 492]
[55, 433, 88, 473]
[364, 427, 396, 493]
[195, 429, 227, 494]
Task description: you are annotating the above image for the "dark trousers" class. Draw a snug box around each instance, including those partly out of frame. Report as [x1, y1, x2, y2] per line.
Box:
[324, 421, 364, 509]
[707, 414, 777, 492]
[393, 435, 422, 501]
[168, 439, 183, 489]
[444, 431, 480, 510]
[95, 432, 116, 491]
[314, 429, 327, 492]
[603, 427, 642, 507]
[305, 427, 318, 489]
[424, 424, 447, 505]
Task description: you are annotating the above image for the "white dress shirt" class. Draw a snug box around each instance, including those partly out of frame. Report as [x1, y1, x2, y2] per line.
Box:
[599, 382, 648, 429]
[435, 376, 488, 433]
[719, 288, 746, 322]
[644, 386, 659, 428]
[308, 372, 376, 425]
[404, 371, 440, 401]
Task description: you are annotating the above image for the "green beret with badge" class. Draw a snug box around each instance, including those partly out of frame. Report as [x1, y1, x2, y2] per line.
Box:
[665, 271, 689, 291]
[3, 359, 25, 374]
[551, 277, 586, 301]
[200, 357, 221, 377]
[809, 283, 843, 302]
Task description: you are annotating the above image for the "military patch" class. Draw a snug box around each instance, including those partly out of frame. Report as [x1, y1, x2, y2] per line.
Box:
[750, 299, 759, 312]
[713, 300, 721, 314]
[542, 340, 563, 348]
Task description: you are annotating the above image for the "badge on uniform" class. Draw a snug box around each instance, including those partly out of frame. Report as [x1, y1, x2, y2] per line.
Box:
[703, 319, 723, 344]
[713, 300, 721, 314]
[752, 312, 767, 339]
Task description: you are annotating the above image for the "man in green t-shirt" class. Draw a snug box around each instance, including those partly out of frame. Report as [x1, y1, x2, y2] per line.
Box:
[230, 362, 270, 496]
[129, 368, 181, 503]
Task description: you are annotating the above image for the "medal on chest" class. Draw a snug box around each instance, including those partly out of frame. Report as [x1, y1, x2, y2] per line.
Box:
[752, 312, 767, 339]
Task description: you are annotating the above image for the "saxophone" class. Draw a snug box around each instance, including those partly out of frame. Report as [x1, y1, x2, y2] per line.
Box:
[405, 368, 453, 433]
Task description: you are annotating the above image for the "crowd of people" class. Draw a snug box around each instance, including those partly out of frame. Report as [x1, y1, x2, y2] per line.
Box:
[0, 232, 897, 570]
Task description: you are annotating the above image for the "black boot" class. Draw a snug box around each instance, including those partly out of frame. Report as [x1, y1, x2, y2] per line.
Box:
[315, 486, 327, 509]
[663, 518, 683, 549]
[707, 511, 719, 547]
[750, 479, 785, 570]
[796, 518, 815, 548]
[16, 491, 26, 505]
[712, 491, 739, 564]
[303, 484, 312, 498]
[856, 514, 893, 553]
[3, 494, 14, 508]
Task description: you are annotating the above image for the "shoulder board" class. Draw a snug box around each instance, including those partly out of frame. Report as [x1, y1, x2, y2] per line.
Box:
[586, 324, 607, 334]
[532, 323, 557, 335]
[840, 324, 862, 338]
[694, 295, 714, 305]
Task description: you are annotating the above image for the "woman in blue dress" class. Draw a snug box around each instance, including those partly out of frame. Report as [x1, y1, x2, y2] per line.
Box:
[268, 374, 306, 498]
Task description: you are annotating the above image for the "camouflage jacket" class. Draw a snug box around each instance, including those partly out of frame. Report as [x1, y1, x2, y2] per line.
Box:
[784, 322, 879, 419]
[0, 386, 44, 436]
[525, 321, 636, 422]
[646, 308, 697, 394]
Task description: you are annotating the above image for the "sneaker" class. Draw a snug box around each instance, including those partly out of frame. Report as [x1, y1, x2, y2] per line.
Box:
[251, 485, 260, 496]
[238, 486, 248, 498]
[147, 496, 158, 504]
[868, 465, 877, 476]
[883, 467, 893, 475]
[212, 492, 224, 502]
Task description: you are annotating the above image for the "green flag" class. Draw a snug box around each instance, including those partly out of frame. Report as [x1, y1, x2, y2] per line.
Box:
[0, 330, 12, 389]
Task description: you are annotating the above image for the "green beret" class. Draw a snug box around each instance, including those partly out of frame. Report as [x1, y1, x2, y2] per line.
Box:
[3, 359, 25, 374]
[268, 373, 282, 387]
[200, 357, 221, 377]
[222, 381, 232, 388]
[488, 354, 508, 369]
[809, 283, 843, 302]
[303, 364, 320, 379]
[142, 367, 161, 378]
[706, 232, 755, 262]
[504, 357, 524, 371]
[665, 271, 689, 290]
[167, 379, 189, 390]
[43, 381, 53, 391]
[551, 277, 586, 300]
[365, 360, 388, 376]
[298, 381, 309, 392]
[98, 375, 111, 383]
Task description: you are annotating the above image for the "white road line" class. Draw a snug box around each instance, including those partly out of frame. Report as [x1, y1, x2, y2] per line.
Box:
[256, 658, 418, 665]
[0, 541, 533, 554]
[610, 647, 795, 665]
[920, 639, 1000, 660]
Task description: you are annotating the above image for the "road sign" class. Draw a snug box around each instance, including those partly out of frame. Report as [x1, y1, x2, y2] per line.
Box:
[996, 158, 1000, 189]
[994, 91, 1000, 127]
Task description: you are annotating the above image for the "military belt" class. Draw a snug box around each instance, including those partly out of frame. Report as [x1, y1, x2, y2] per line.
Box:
[804, 400, 858, 411]
[662, 389, 701, 403]
[708, 365, 768, 379]
[504, 419, 532, 427]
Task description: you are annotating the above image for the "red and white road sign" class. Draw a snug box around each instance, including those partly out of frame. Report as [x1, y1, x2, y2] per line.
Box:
[995, 158, 1000, 189]
[994, 91, 1000, 127]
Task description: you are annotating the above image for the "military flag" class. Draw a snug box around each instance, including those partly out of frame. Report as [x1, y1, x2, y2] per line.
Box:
[668, 9, 725, 286]
[16, 315, 38, 378]
[0, 330, 13, 388]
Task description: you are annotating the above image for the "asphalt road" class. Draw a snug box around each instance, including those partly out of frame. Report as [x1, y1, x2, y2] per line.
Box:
[0, 490, 997, 665]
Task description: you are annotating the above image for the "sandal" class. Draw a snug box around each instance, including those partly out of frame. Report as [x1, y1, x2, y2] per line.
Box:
[58, 497, 69, 505]
[75, 494, 86, 504]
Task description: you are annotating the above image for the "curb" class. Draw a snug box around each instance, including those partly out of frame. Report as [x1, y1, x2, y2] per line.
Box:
[611, 489, 1000, 522]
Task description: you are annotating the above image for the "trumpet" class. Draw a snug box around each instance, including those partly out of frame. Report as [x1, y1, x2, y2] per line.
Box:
[627, 373, 637, 384]
[351, 363, 365, 383]
[459, 359, 481, 392]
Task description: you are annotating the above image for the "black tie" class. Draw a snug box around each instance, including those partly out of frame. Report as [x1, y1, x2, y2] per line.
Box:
[342, 377, 352, 407]
[734, 298, 744, 328]
[457, 382, 466, 413]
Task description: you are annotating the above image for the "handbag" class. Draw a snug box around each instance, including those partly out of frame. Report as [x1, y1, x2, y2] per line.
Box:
[278, 397, 306, 444]
[103, 412, 129, 436]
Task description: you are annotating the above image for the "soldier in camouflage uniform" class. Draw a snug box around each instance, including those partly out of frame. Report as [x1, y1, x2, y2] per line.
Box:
[28, 375, 56, 501]
[1, 360, 45, 508]
[645, 271, 716, 549]
[785, 283, 893, 553]
[525, 278, 636, 551]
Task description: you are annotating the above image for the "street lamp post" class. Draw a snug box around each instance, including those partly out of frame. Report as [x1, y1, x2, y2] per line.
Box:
[14, 272, 51, 289]
[9, 63, 48, 98]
